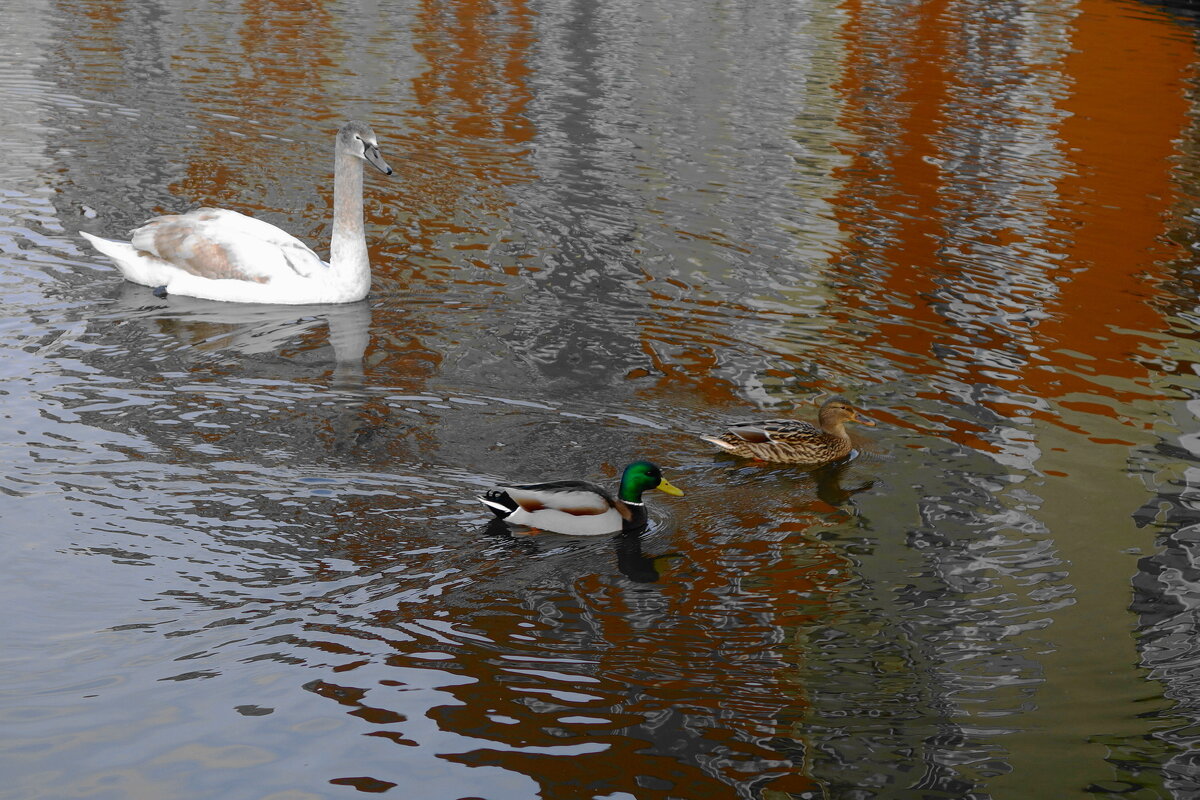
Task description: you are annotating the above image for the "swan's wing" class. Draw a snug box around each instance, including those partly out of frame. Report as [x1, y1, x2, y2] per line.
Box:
[130, 208, 325, 283]
[725, 419, 819, 444]
[503, 480, 616, 516]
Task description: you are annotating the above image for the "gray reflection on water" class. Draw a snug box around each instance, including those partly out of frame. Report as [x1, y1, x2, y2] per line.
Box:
[1131, 396, 1200, 795]
[3, 0, 1200, 797]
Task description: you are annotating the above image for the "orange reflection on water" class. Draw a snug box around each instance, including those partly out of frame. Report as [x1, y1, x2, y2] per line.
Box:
[824, 0, 1189, 451]
[411, 0, 535, 145]
[1034, 0, 1188, 419]
[423, 529, 842, 798]
[387, 0, 539, 285]
[147, 0, 540, 300]
[167, 0, 343, 210]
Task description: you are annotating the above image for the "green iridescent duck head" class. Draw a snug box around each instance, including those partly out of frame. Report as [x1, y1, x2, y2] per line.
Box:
[618, 461, 684, 503]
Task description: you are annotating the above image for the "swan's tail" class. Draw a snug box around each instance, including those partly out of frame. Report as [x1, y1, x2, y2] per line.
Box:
[80, 232, 170, 288]
[80, 231, 131, 262]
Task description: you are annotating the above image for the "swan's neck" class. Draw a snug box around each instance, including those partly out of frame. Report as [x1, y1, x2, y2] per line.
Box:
[330, 149, 370, 294]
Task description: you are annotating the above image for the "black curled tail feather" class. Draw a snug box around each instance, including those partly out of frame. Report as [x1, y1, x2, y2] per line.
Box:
[479, 489, 519, 518]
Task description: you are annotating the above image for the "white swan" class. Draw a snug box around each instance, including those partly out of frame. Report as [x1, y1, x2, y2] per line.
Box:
[80, 121, 392, 304]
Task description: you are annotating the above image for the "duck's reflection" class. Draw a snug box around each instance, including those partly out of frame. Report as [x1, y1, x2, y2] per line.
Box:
[711, 449, 876, 512]
[478, 518, 679, 584]
[615, 525, 681, 584]
[812, 456, 875, 507]
[479, 516, 540, 554]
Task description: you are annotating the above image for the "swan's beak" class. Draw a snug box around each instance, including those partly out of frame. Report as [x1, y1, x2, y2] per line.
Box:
[656, 478, 684, 497]
[364, 144, 393, 176]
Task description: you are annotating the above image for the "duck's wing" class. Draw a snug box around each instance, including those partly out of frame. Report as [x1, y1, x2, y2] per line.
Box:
[130, 208, 325, 283]
[503, 479, 620, 517]
[724, 419, 820, 444]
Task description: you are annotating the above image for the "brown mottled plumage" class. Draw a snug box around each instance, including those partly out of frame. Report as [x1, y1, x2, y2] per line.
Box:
[701, 397, 875, 464]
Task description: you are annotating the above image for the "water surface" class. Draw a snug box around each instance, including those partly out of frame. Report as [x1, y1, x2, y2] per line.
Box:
[3, 0, 1200, 797]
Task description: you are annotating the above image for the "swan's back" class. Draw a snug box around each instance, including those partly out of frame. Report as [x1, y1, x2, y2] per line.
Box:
[130, 209, 325, 282]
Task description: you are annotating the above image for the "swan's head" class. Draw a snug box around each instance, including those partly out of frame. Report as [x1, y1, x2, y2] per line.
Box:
[338, 121, 393, 176]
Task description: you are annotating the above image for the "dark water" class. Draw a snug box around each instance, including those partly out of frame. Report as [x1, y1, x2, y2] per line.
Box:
[3, 0, 1200, 797]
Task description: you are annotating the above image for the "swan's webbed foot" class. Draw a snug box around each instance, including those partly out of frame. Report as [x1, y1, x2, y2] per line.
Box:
[152, 285, 168, 298]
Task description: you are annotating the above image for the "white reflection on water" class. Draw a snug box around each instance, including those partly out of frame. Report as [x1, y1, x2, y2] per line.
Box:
[2, 0, 1200, 797]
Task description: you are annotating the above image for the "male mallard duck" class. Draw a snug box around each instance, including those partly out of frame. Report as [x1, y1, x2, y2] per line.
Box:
[701, 397, 875, 464]
[80, 121, 392, 304]
[479, 461, 683, 536]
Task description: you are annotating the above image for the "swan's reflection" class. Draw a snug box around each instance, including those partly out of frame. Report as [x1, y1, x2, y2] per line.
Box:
[102, 285, 378, 452]
[107, 282, 372, 380]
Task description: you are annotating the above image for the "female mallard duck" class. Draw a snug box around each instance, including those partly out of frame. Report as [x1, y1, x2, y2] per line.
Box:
[701, 397, 875, 464]
[80, 121, 392, 304]
[479, 461, 683, 536]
